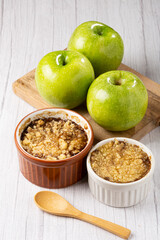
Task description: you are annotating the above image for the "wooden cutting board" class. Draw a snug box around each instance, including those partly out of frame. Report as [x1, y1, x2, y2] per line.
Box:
[12, 63, 160, 141]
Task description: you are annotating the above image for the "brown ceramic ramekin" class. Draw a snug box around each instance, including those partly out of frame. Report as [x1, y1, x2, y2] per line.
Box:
[14, 108, 94, 188]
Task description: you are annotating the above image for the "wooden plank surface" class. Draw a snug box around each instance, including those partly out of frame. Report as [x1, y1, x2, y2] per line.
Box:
[0, 0, 160, 240]
[12, 63, 160, 141]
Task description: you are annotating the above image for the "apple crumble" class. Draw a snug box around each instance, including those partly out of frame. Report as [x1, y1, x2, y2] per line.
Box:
[21, 118, 88, 160]
[90, 139, 151, 183]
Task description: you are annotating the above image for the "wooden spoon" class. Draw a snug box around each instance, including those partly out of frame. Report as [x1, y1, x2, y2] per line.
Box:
[34, 191, 131, 239]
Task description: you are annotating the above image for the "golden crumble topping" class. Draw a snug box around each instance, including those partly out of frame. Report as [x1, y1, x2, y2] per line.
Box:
[21, 118, 88, 161]
[90, 139, 151, 183]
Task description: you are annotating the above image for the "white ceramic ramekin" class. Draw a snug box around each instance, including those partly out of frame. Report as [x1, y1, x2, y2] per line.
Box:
[87, 137, 155, 207]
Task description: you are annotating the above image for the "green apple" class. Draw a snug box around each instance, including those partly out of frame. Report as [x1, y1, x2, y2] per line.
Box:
[35, 50, 95, 109]
[68, 21, 124, 77]
[87, 70, 148, 131]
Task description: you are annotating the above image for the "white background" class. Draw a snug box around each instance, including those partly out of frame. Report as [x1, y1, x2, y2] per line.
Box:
[0, 0, 159, 239]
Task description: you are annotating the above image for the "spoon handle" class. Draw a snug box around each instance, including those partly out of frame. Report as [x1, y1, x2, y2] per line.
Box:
[76, 211, 131, 239]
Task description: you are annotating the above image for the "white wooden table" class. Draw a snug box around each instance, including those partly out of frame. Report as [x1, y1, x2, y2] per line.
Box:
[0, 0, 159, 239]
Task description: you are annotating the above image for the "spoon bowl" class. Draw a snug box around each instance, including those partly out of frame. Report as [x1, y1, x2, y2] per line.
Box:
[34, 191, 131, 239]
[35, 191, 80, 217]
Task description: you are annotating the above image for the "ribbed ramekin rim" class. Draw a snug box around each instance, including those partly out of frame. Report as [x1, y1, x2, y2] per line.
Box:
[87, 137, 155, 187]
[14, 107, 94, 164]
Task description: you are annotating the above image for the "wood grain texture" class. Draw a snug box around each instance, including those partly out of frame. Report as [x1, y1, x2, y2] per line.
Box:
[12, 63, 160, 141]
[0, 0, 160, 240]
